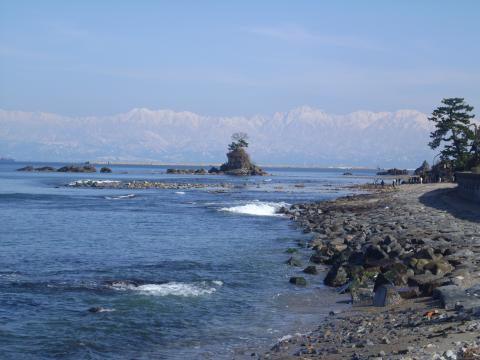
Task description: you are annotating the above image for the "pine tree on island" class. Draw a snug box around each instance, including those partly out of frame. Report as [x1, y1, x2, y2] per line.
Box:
[213, 133, 266, 176]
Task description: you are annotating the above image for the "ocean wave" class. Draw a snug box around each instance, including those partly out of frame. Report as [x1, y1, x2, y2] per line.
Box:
[104, 194, 135, 200]
[175, 191, 186, 195]
[219, 201, 289, 217]
[108, 281, 221, 297]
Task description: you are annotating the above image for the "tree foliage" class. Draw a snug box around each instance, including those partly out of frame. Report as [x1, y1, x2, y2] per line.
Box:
[228, 132, 249, 151]
[428, 98, 475, 170]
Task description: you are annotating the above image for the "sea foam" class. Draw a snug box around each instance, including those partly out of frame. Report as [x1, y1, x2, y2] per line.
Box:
[109, 281, 221, 297]
[104, 194, 135, 200]
[220, 201, 288, 217]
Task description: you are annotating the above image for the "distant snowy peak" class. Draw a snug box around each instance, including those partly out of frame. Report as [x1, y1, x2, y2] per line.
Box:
[0, 106, 435, 167]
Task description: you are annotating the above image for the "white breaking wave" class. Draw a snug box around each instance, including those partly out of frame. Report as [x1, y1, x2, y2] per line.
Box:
[175, 191, 186, 195]
[219, 201, 288, 217]
[110, 281, 221, 297]
[104, 194, 135, 200]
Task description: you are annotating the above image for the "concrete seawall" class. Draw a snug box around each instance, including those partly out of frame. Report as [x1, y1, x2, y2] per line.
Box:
[456, 171, 480, 202]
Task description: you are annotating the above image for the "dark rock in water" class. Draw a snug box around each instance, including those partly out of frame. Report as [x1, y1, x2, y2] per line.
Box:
[286, 256, 302, 267]
[303, 265, 318, 274]
[289, 276, 307, 286]
[100, 167, 112, 173]
[17, 165, 34, 171]
[324, 265, 348, 287]
[35, 166, 56, 172]
[57, 165, 96, 173]
[373, 284, 401, 307]
[219, 148, 266, 176]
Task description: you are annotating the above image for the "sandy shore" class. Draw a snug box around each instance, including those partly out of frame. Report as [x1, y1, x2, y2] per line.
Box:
[257, 183, 480, 360]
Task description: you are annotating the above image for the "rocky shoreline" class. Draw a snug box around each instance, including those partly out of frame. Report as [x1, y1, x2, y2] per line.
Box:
[257, 183, 480, 359]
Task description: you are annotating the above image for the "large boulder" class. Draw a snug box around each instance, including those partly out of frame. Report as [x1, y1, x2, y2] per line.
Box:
[324, 265, 348, 287]
[219, 148, 266, 176]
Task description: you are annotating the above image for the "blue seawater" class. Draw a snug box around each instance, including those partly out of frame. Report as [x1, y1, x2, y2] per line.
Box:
[0, 163, 374, 359]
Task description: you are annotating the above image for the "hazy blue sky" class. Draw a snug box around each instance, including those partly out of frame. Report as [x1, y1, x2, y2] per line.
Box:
[1, 0, 479, 116]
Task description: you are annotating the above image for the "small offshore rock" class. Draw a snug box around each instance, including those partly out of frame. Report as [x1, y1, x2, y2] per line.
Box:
[289, 277, 307, 286]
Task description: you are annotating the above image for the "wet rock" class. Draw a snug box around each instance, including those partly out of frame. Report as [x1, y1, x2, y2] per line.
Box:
[324, 265, 348, 287]
[286, 257, 302, 267]
[303, 265, 318, 275]
[289, 277, 307, 286]
[100, 167, 112, 173]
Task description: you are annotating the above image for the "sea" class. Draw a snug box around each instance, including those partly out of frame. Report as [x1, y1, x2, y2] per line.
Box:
[0, 162, 375, 359]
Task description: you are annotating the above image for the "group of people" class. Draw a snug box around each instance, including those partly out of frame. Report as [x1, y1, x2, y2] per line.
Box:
[377, 176, 425, 188]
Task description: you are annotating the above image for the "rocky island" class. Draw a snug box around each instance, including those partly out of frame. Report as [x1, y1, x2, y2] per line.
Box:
[166, 133, 266, 176]
[17, 164, 97, 172]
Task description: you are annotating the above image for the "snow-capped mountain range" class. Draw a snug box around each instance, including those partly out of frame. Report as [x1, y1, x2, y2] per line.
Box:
[0, 106, 436, 168]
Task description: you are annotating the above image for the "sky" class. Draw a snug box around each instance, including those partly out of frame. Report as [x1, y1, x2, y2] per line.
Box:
[0, 0, 479, 117]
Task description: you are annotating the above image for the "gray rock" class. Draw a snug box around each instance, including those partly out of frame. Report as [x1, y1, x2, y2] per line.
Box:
[434, 285, 480, 311]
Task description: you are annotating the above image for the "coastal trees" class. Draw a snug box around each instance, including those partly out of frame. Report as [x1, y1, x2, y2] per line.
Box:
[228, 132, 249, 151]
[428, 98, 476, 170]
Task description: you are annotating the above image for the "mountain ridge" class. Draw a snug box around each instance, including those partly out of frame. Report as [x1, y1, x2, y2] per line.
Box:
[0, 106, 436, 167]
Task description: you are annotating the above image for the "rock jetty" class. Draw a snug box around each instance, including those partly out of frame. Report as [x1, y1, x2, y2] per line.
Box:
[68, 179, 232, 190]
[260, 183, 480, 359]
[166, 168, 208, 175]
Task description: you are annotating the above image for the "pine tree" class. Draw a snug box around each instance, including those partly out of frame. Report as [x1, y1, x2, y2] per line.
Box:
[428, 98, 475, 170]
